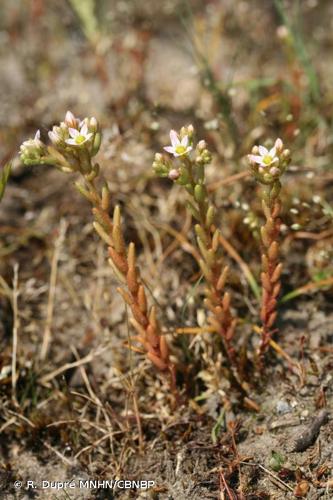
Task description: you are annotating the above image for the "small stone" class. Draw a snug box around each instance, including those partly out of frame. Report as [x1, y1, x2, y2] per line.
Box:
[276, 400, 292, 415]
[301, 409, 310, 419]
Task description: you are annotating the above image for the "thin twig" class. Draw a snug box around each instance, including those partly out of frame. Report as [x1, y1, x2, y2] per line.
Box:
[40, 219, 67, 360]
[39, 345, 108, 385]
[218, 232, 260, 300]
[0, 416, 17, 433]
[43, 441, 74, 466]
[240, 461, 293, 492]
[11, 263, 19, 403]
[208, 171, 250, 192]
[74, 430, 125, 459]
[125, 305, 144, 451]
[70, 345, 101, 406]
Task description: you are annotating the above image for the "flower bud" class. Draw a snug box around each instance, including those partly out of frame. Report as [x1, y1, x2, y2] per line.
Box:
[19, 130, 47, 165]
[201, 150, 212, 164]
[282, 149, 290, 160]
[269, 167, 280, 176]
[274, 138, 283, 152]
[168, 169, 180, 181]
[48, 130, 62, 146]
[65, 111, 79, 129]
[89, 117, 98, 133]
[91, 132, 102, 156]
[187, 124, 194, 136]
[276, 25, 289, 40]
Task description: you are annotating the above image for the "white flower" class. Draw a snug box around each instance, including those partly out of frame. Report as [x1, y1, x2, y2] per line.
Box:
[20, 130, 43, 153]
[164, 130, 192, 157]
[20, 130, 47, 164]
[248, 144, 279, 168]
[65, 123, 93, 146]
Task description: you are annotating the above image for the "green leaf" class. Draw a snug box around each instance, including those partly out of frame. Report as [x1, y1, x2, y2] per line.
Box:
[269, 450, 285, 472]
[0, 162, 11, 202]
[68, 0, 99, 43]
[211, 408, 226, 444]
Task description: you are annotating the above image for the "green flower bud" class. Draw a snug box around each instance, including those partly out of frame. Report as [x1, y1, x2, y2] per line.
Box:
[19, 130, 47, 166]
[91, 132, 102, 156]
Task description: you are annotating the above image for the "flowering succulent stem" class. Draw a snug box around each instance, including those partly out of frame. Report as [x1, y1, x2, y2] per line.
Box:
[154, 127, 240, 378]
[19, 112, 177, 397]
[248, 139, 291, 364]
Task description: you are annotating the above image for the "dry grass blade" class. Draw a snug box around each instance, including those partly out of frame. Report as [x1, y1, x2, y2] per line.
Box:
[11, 263, 19, 404]
[39, 345, 108, 385]
[40, 219, 68, 361]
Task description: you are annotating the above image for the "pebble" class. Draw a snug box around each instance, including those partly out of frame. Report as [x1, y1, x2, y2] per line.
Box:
[276, 400, 292, 415]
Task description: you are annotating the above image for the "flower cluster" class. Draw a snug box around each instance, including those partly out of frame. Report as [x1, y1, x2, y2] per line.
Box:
[248, 138, 290, 185]
[153, 126, 212, 183]
[19, 111, 101, 175]
[19, 130, 48, 166]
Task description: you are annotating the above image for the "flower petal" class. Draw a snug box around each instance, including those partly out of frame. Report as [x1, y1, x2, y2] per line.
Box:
[169, 130, 179, 147]
[268, 146, 276, 158]
[181, 135, 189, 147]
[65, 139, 77, 145]
[258, 145, 268, 156]
[34, 130, 41, 140]
[69, 128, 79, 138]
[164, 146, 175, 154]
[80, 123, 89, 136]
[248, 155, 263, 164]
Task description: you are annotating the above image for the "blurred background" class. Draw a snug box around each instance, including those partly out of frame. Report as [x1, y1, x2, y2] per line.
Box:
[1, 0, 332, 162]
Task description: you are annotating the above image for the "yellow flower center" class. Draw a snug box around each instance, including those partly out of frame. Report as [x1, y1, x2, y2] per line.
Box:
[263, 155, 273, 165]
[75, 135, 86, 144]
[175, 145, 186, 155]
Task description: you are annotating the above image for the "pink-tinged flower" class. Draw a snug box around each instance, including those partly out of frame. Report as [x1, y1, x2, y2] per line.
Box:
[248, 144, 279, 168]
[168, 168, 180, 180]
[164, 130, 192, 157]
[65, 123, 93, 146]
[64, 111, 80, 129]
[274, 138, 283, 152]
